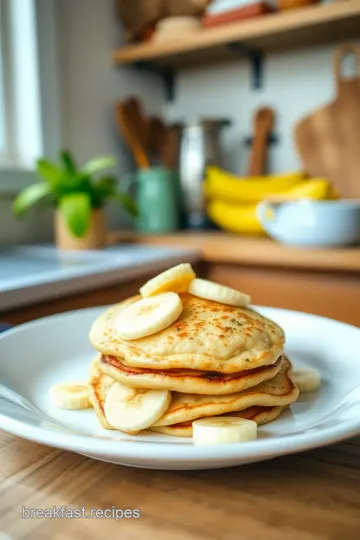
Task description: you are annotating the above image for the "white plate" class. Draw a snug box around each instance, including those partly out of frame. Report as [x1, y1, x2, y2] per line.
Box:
[1, 307, 360, 470]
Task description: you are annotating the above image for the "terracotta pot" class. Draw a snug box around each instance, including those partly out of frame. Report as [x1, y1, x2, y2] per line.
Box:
[54, 209, 106, 250]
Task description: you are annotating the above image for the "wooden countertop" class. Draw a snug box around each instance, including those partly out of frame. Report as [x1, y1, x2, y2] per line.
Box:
[1, 431, 360, 539]
[108, 232, 360, 273]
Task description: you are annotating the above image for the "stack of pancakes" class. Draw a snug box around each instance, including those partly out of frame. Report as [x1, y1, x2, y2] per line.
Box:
[88, 292, 299, 437]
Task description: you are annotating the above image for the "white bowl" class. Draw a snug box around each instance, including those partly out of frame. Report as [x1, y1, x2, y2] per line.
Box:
[257, 200, 360, 247]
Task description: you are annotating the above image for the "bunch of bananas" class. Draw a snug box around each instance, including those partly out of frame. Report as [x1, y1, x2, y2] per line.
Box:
[205, 166, 336, 235]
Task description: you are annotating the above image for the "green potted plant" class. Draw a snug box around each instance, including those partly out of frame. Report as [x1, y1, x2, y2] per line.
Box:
[13, 150, 137, 250]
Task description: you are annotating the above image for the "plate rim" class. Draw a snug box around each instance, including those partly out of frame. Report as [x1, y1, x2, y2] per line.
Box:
[1, 410, 360, 465]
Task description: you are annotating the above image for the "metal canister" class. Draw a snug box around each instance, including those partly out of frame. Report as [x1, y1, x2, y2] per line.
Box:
[178, 119, 230, 229]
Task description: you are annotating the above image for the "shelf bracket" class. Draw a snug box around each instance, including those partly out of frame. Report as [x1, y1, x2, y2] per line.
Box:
[134, 62, 176, 102]
[228, 43, 264, 90]
[244, 133, 279, 146]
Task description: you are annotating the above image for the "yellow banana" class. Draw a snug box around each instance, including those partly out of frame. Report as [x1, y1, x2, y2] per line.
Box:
[208, 179, 334, 235]
[208, 200, 264, 235]
[205, 166, 306, 203]
[207, 166, 306, 184]
[265, 179, 332, 201]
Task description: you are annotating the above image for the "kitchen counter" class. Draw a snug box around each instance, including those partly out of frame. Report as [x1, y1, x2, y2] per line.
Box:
[108, 231, 360, 273]
[0, 244, 199, 312]
[108, 231, 360, 327]
[3, 232, 360, 327]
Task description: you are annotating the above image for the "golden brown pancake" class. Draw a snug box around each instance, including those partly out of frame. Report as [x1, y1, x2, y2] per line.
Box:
[150, 406, 285, 438]
[153, 356, 298, 427]
[88, 355, 297, 437]
[90, 293, 284, 374]
[99, 354, 283, 395]
[88, 359, 116, 430]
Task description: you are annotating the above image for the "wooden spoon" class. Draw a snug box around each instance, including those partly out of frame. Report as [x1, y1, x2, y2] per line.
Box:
[248, 107, 275, 176]
[162, 126, 180, 169]
[148, 116, 168, 162]
[115, 103, 150, 169]
[126, 97, 149, 153]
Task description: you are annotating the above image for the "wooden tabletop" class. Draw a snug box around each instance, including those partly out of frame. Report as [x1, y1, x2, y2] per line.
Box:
[1, 430, 360, 539]
[108, 231, 360, 273]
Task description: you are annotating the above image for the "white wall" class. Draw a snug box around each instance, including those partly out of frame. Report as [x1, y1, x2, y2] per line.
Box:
[164, 44, 343, 175]
[58, 0, 164, 166]
[57, 0, 165, 230]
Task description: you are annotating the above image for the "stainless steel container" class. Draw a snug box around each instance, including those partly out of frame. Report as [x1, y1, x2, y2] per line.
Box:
[178, 119, 230, 229]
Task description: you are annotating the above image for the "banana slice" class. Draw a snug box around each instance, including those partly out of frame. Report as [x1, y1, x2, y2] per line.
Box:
[189, 278, 251, 307]
[140, 263, 196, 297]
[104, 382, 171, 434]
[49, 383, 92, 410]
[114, 292, 183, 340]
[293, 368, 321, 393]
[193, 417, 257, 445]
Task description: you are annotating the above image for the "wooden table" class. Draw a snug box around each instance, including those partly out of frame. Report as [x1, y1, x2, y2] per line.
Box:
[1, 430, 360, 539]
[2, 234, 360, 538]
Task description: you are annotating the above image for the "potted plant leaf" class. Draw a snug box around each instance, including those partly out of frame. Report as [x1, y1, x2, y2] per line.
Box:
[13, 150, 137, 250]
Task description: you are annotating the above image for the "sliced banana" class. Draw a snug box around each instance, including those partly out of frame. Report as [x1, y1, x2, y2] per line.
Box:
[104, 382, 171, 434]
[188, 278, 251, 308]
[49, 383, 92, 410]
[140, 263, 196, 297]
[293, 368, 321, 393]
[114, 292, 183, 340]
[192, 417, 257, 445]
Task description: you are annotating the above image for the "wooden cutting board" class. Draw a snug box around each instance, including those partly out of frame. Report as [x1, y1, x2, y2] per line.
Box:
[294, 44, 360, 198]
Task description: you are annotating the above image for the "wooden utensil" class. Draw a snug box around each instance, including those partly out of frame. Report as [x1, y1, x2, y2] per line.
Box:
[126, 97, 149, 154]
[148, 116, 168, 161]
[294, 43, 360, 198]
[162, 126, 180, 169]
[248, 107, 275, 176]
[115, 103, 150, 169]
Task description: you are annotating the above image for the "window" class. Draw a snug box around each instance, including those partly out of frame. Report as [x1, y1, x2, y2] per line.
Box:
[0, 0, 61, 191]
[0, 0, 10, 164]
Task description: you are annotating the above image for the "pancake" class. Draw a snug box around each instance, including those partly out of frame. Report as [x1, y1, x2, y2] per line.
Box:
[88, 359, 116, 430]
[90, 293, 285, 374]
[151, 406, 285, 438]
[88, 358, 295, 437]
[99, 354, 283, 395]
[152, 356, 298, 427]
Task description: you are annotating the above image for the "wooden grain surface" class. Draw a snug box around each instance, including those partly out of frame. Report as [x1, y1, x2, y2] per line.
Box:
[295, 43, 360, 198]
[1, 430, 360, 539]
[107, 231, 360, 273]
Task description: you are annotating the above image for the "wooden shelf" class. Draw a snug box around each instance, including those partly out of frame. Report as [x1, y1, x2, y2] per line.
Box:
[114, 1, 360, 69]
